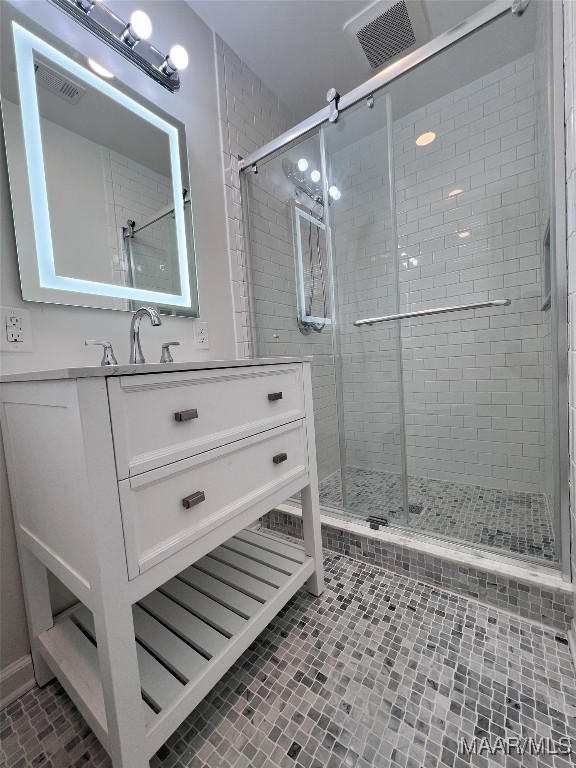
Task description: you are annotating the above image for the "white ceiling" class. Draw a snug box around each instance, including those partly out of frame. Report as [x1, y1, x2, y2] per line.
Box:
[187, 0, 495, 122]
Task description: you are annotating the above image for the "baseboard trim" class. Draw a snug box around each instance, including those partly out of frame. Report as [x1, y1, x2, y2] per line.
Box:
[0, 655, 35, 710]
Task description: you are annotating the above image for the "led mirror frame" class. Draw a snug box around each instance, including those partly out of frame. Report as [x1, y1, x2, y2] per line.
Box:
[12, 21, 193, 308]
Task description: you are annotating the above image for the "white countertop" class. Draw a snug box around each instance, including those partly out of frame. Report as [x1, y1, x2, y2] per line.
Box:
[0, 357, 307, 383]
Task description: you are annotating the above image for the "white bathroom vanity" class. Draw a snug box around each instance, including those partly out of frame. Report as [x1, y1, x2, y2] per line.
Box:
[1, 358, 324, 767]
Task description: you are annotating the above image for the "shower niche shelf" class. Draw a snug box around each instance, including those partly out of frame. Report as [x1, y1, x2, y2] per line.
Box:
[40, 529, 313, 759]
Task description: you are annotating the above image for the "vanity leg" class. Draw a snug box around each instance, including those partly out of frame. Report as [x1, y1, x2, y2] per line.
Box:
[301, 483, 325, 596]
[17, 546, 54, 687]
[92, 595, 149, 768]
[302, 361, 325, 596]
[76, 378, 149, 768]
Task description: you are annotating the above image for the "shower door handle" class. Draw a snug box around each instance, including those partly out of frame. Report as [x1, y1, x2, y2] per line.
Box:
[354, 299, 511, 326]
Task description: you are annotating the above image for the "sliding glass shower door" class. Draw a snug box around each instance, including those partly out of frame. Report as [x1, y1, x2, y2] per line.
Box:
[320, 1, 561, 562]
[243, 0, 562, 566]
[323, 95, 409, 527]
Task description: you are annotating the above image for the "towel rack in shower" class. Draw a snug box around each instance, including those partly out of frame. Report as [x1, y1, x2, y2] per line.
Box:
[354, 299, 511, 327]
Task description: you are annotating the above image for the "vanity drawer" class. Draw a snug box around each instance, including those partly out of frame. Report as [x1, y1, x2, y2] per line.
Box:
[108, 363, 304, 479]
[118, 420, 308, 578]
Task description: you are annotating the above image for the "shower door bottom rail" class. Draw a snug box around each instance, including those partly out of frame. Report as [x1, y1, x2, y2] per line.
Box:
[354, 299, 511, 326]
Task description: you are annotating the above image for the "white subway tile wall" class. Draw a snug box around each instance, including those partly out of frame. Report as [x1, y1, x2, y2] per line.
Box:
[243, 144, 342, 483]
[564, 0, 576, 599]
[324, 46, 554, 495]
[215, 36, 341, 482]
[215, 36, 293, 359]
[328, 120, 404, 476]
[392, 49, 552, 494]
[102, 149, 175, 295]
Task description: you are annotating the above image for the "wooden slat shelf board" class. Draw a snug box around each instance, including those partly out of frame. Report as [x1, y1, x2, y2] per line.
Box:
[208, 546, 288, 588]
[220, 537, 300, 575]
[158, 578, 246, 637]
[234, 529, 306, 562]
[72, 606, 185, 712]
[38, 529, 312, 758]
[193, 555, 277, 602]
[175, 566, 262, 619]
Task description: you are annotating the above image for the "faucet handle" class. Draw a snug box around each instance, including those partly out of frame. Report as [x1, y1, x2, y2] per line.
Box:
[160, 341, 180, 363]
[85, 340, 118, 366]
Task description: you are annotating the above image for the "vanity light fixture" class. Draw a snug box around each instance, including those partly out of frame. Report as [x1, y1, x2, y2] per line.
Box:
[415, 131, 436, 146]
[87, 57, 114, 78]
[310, 170, 321, 183]
[297, 158, 309, 172]
[47, 0, 186, 92]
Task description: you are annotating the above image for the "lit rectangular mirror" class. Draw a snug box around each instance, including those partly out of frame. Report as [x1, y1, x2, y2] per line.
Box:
[1, 9, 199, 316]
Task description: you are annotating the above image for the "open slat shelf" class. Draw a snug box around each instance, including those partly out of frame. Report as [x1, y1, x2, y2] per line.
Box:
[38, 529, 313, 758]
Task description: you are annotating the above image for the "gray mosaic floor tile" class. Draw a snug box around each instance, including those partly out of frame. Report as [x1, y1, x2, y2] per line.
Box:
[318, 468, 558, 563]
[2, 553, 575, 768]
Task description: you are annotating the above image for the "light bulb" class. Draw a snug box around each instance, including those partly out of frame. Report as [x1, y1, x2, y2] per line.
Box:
[169, 45, 189, 70]
[130, 10, 152, 39]
[87, 58, 114, 78]
[310, 170, 321, 183]
[416, 131, 436, 146]
[458, 231, 470, 238]
[328, 185, 341, 200]
[297, 158, 308, 172]
[448, 188, 463, 197]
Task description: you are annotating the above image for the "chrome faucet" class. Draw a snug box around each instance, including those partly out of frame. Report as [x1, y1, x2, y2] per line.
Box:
[129, 306, 161, 364]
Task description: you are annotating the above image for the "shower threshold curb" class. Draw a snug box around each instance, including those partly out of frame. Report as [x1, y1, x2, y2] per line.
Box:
[274, 503, 573, 596]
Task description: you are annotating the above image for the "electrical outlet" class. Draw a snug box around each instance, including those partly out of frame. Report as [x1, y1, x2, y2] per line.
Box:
[0, 307, 33, 352]
[194, 322, 209, 350]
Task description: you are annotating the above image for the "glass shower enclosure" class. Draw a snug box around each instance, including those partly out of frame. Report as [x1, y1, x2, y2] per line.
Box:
[242, 0, 566, 568]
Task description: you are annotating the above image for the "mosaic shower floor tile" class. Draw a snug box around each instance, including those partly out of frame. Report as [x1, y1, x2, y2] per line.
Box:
[2, 553, 574, 768]
[318, 468, 558, 563]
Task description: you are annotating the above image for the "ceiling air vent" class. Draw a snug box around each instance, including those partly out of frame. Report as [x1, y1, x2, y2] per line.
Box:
[344, 0, 430, 71]
[34, 61, 86, 105]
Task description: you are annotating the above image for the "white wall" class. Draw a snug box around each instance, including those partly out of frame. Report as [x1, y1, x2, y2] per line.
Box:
[0, 0, 235, 682]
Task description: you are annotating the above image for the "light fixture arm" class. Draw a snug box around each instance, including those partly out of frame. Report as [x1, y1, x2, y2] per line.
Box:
[46, 0, 182, 92]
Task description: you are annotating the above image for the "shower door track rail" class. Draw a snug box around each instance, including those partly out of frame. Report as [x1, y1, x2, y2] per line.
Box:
[354, 299, 511, 326]
[238, 0, 511, 171]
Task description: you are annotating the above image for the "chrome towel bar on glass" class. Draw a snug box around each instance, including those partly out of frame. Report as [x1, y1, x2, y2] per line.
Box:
[354, 299, 511, 327]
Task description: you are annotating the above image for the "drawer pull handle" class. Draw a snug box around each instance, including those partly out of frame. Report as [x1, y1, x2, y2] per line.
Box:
[268, 392, 283, 401]
[273, 452, 288, 464]
[182, 491, 206, 509]
[174, 409, 198, 422]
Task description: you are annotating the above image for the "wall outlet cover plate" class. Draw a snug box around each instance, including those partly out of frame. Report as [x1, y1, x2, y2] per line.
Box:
[0, 306, 33, 352]
[194, 322, 210, 350]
